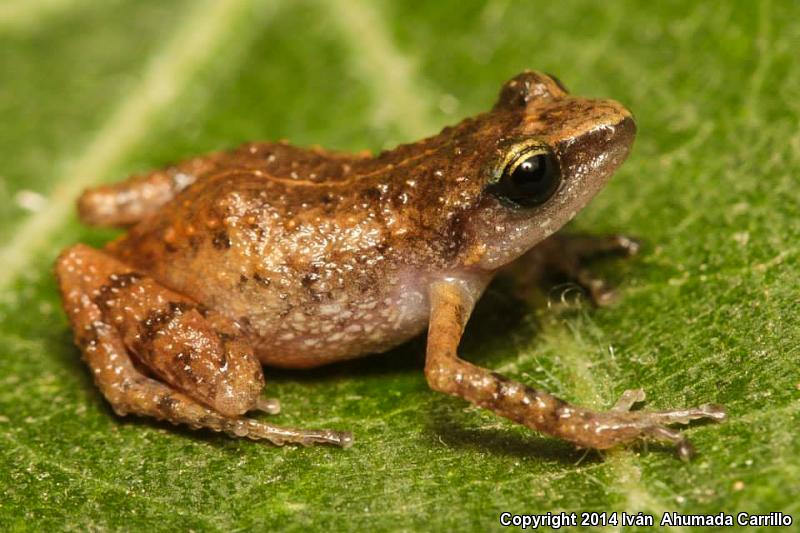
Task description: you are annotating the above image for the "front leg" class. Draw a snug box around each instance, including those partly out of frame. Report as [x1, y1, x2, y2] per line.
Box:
[507, 233, 641, 306]
[424, 280, 726, 460]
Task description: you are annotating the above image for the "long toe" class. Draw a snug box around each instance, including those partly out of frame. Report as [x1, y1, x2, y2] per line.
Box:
[651, 404, 728, 425]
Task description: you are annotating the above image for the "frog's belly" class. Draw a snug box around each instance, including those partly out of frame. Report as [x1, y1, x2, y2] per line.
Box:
[248, 283, 431, 368]
[137, 240, 476, 368]
[153, 257, 434, 369]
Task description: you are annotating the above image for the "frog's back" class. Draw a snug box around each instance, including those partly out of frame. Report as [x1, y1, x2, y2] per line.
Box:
[107, 141, 409, 272]
[105, 142, 444, 367]
[107, 126, 482, 280]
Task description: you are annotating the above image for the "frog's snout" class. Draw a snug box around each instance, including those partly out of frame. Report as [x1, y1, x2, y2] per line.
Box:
[592, 98, 636, 157]
[614, 114, 637, 155]
[553, 101, 637, 199]
[585, 102, 636, 166]
[594, 112, 635, 178]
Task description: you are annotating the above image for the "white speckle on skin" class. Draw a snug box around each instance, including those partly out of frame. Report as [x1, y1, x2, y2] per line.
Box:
[319, 304, 342, 315]
[173, 172, 194, 189]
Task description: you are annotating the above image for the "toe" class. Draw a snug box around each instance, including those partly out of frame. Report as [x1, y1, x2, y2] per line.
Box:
[612, 389, 646, 412]
[676, 439, 696, 462]
[255, 397, 281, 415]
[699, 403, 727, 421]
[613, 235, 642, 256]
[651, 404, 728, 425]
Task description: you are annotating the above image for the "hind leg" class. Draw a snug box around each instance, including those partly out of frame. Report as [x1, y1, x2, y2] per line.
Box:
[55, 244, 352, 447]
[77, 152, 229, 227]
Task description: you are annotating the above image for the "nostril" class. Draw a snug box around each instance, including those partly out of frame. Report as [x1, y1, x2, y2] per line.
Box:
[614, 115, 637, 149]
[621, 115, 636, 136]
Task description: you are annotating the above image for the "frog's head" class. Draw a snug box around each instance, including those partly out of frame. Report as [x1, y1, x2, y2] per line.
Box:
[463, 71, 636, 270]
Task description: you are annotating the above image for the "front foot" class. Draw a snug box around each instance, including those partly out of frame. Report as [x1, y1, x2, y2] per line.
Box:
[526, 233, 642, 306]
[570, 389, 727, 461]
[426, 280, 725, 461]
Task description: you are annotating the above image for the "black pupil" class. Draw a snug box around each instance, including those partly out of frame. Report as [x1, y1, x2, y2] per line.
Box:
[512, 156, 547, 191]
[500, 152, 559, 207]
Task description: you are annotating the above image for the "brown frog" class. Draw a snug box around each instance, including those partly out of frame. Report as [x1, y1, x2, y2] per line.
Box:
[56, 71, 725, 458]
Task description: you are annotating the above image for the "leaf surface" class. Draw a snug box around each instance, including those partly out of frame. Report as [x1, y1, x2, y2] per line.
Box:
[1, 1, 798, 530]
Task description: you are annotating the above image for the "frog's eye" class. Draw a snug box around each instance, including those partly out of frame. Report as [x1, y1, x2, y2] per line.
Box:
[488, 146, 561, 208]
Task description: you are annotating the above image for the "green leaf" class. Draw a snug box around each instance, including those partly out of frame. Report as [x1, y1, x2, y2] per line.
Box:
[1, 0, 798, 530]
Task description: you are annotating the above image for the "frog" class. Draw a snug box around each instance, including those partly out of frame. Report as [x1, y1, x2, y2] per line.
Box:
[55, 71, 725, 459]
